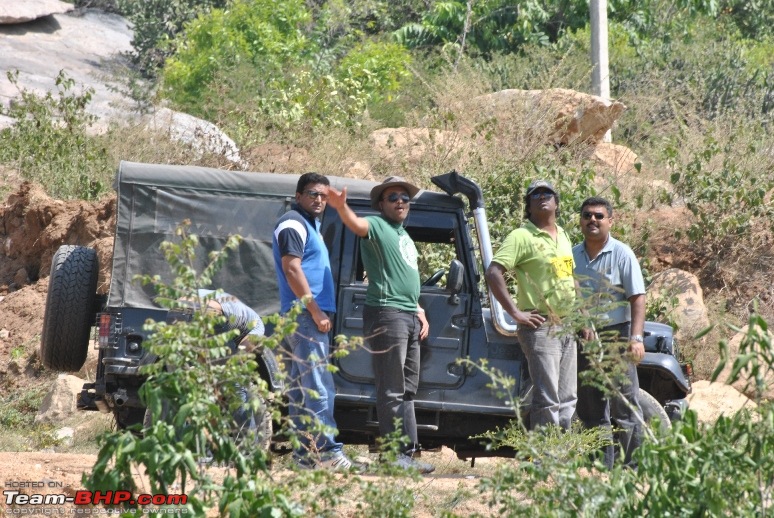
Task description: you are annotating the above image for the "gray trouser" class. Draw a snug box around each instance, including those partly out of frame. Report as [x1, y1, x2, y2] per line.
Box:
[363, 305, 421, 453]
[577, 322, 643, 469]
[518, 324, 577, 430]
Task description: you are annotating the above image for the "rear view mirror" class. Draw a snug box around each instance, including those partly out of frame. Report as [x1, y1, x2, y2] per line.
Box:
[446, 259, 464, 295]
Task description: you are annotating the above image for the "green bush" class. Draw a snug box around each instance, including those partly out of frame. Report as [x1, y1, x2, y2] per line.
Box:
[0, 386, 47, 428]
[259, 39, 411, 130]
[336, 40, 412, 103]
[471, 309, 774, 516]
[117, 0, 227, 77]
[84, 227, 304, 515]
[663, 129, 774, 245]
[161, 0, 312, 110]
[719, 0, 774, 39]
[0, 70, 111, 200]
[82, 224, 425, 516]
[159, 1, 412, 133]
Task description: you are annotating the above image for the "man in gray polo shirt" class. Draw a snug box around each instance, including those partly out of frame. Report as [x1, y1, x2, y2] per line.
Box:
[572, 196, 645, 469]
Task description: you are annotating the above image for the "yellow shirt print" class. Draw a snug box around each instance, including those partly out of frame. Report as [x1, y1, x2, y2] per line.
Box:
[551, 255, 574, 279]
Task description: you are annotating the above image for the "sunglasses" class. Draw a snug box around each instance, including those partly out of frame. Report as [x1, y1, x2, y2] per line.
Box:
[383, 192, 411, 203]
[304, 190, 328, 201]
[529, 191, 554, 200]
[582, 211, 607, 221]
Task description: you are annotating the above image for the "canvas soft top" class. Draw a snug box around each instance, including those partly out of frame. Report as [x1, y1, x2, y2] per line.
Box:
[107, 161, 462, 316]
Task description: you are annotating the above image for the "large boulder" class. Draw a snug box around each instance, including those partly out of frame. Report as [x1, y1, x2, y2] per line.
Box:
[648, 268, 710, 341]
[144, 108, 246, 167]
[35, 373, 84, 424]
[591, 142, 639, 175]
[0, 0, 73, 24]
[0, 10, 134, 122]
[472, 88, 627, 146]
[687, 380, 757, 423]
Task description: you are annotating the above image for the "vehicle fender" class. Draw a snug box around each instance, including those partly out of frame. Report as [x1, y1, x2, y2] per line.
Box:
[638, 352, 691, 394]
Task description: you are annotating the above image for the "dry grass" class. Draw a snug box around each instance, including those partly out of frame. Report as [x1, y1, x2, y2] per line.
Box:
[266, 445, 512, 517]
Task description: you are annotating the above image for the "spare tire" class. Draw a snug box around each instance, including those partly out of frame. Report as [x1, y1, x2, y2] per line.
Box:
[40, 245, 99, 371]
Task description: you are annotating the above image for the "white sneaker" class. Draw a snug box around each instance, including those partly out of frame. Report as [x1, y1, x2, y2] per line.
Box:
[392, 453, 435, 474]
[318, 452, 355, 471]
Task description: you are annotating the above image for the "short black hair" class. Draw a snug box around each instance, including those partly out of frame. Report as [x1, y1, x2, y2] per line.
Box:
[296, 172, 329, 194]
[579, 196, 613, 217]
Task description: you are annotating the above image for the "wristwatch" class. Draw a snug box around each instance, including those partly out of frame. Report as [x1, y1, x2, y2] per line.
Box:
[630, 334, 644, 343]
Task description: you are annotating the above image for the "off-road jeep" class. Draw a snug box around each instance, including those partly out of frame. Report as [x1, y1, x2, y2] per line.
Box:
[40, 161, 692, 459]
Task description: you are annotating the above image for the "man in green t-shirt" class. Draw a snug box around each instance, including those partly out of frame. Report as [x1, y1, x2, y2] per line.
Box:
[485, 180, 577, 430]
[328, 176, 434, 474]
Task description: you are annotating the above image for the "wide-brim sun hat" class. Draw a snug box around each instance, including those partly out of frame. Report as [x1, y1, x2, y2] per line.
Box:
[370, 176, 421, 210]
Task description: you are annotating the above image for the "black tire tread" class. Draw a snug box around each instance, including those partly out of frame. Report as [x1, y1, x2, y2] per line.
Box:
[40, 245, 99, 371]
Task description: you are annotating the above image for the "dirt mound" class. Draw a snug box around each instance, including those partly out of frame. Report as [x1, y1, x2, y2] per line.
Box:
[0, 183, 114, 391]
[1, 182, 115, 292]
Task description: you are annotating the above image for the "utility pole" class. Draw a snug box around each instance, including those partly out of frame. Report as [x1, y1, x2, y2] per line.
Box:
[590, 0, 612, 142]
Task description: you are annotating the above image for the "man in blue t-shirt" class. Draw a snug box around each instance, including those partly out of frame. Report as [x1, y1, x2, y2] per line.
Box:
[573, 196, 646, 469]
[272, 172, 354, 471]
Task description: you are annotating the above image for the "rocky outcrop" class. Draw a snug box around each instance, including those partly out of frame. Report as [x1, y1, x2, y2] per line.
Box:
[0, 10, 246, 165]
[592, 142, 640, 175]
[472, 88, 627, 146]
[687, 380, 757, 421]
[0, 0, 73, 24]
[648, 268, 710, 341]
[145, 108, 246, 167]
[35, 373, 84, 424]
[0, 10, 133, 123]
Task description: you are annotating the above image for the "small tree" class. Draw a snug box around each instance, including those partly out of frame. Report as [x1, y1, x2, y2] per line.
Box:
[83, 225, 299, 515]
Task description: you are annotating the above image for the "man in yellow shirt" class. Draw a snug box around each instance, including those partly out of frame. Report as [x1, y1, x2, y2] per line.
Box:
[485, 180, 577, 429]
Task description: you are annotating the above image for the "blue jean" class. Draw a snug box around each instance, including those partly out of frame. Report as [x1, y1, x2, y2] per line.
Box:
[285, 311, 342, 457]
[577, 322, 642, 469]
[217, 338, 261, 445]
[363, 305, 421, 453]
[518, 324, 577, 430]
[230, 383, 258, 441]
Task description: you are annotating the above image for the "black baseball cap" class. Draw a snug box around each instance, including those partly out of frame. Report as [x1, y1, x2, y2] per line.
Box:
[525, 180, 557, 196]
